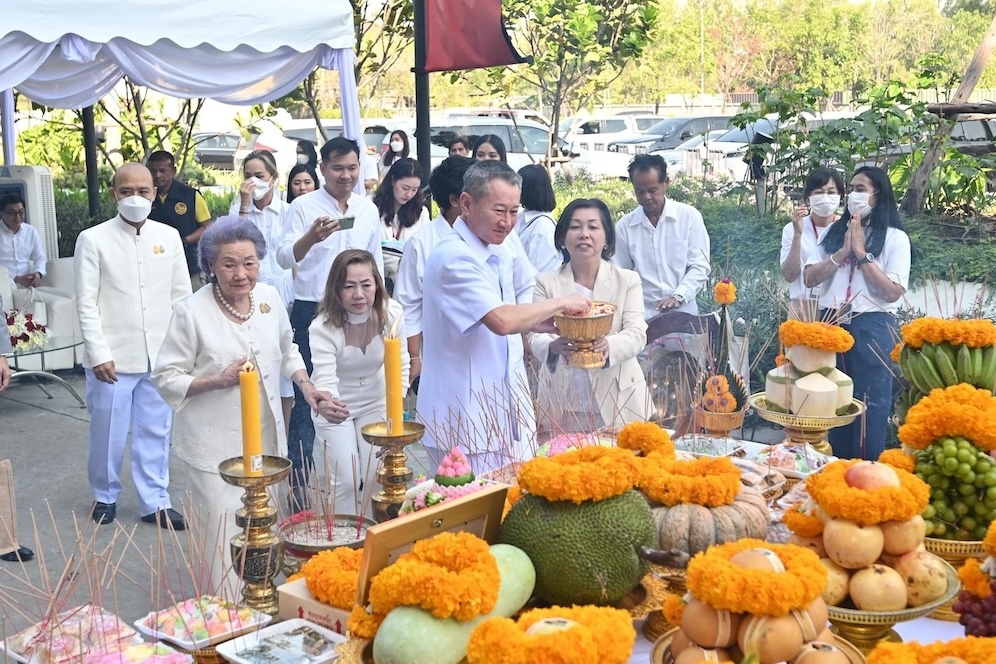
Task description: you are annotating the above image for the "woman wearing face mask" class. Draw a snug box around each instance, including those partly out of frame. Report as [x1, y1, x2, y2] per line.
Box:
[804, 166, 912, 461]
[472, 134, 507, 162]
[231, 150, 297, 428]
[296, 140, 319, 170]
[371, 158, 429, 295]
[780, 168, 845, 319]
[380, 130, 410, 178]
[286, 163, 320, 204]
[309, 250, 408, 515]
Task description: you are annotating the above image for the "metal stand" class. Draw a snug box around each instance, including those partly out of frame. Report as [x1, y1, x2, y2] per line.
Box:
[360, 421, 425, 522]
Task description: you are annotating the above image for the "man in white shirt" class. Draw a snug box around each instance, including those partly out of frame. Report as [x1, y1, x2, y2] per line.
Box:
[612, 153, 711, 319]
[276, 137, 382, 503]
[75, 163, 191, 528]
[0, 193, 45, 290]
[418, 161, 590, 474]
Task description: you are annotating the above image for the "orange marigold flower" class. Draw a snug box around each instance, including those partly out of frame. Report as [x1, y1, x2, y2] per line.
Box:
[986, 519, 996, 557]
[891, 342, 903, 363]
[662, 593, 685, 626]
[779, 320, 855, 353]
[868, 637, 996, 664]
[714, 278, 737, 306]
[878, 448, 915, 474]
[616, 421, 675, 458]
[782, 503, 824, 538]
[901, 317, 996, 349]
[806, 459, 929, 525]
[897, 384, 996, 452]
[775, 353, 788, 367]
[518, 446, 641, 503]
[347, 604, 384, 639]
[637, 455, 740, 507]
[958, 558, 994, 599]
[297, 547, 362, 610]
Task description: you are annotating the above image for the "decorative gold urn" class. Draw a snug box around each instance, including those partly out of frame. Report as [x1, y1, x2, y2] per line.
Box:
[554, 301, 616, 369]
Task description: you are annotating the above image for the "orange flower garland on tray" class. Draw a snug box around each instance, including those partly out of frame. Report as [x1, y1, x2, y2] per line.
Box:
[901, 317, 996, 349]
[517, 445, 641, 503]
[779, 320, 855, 353]
[637, 454, 740, 507]
[878, 448, 916, 474]
[291, 547, 362, 610]
[615, 421, 676, 457]
[868, 637, 996, 664]
[684, 539, 826, 617]
[897, 383, 996, 452]
[959, 521, 996, 598]
[783, 502, 825, 538]
[806, 458, 929, 525]
[465, 605, 636, 664]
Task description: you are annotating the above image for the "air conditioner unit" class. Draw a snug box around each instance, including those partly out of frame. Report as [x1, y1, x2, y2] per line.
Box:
[0, 165, 58, 260]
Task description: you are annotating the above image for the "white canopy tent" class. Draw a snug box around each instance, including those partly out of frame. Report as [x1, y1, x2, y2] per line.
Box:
[0, 0, 361, 174]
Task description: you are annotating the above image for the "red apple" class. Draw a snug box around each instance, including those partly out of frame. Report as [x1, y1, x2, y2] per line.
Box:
[844, 461, 900, 490]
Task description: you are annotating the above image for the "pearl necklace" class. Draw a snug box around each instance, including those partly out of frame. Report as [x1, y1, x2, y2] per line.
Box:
[214, 283, 254, 321]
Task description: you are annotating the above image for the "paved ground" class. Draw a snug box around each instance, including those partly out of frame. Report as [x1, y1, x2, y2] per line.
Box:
[0, 368, 784, 643]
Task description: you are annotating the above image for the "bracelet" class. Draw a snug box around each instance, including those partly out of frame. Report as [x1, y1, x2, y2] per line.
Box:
[412, 356, 422, 362]
[298, 378, 313, 388]
[829, 254, 840, 267]
[239, 208, 249, 214]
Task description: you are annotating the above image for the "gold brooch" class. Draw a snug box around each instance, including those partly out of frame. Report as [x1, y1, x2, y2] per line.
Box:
[152, 245, 165, 254]
[260, 303, 271, 313]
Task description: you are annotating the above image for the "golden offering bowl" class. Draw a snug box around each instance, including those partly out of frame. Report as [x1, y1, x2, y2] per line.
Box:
[554, 301, 616, 369]
[923, 537, 985, 621]
[748, 393, 866, 456]
[651, 627, 867, 664]
[827, 555, 960, 655]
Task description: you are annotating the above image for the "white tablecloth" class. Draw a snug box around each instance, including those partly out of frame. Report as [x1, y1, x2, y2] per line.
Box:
[628, 616, 965, 662]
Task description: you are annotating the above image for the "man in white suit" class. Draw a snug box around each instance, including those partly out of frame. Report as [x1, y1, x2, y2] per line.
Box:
[75, 163, 191, 528]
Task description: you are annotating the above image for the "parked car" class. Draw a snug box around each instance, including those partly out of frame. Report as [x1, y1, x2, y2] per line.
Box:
[650, 129, 729, 176]
[561, 114, 666, 152]
[192, 132, 240, 170]
[609, 116, 733, 155]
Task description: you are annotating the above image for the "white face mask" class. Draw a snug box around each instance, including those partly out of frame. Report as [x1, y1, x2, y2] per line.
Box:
[116, 195, 152, 223]
[390, 140, 404, 153]
[809, 193, 840, 218]
[250, 176, 272, 201]
[847, 191, 873, 218]
[296, 154, 309, 165]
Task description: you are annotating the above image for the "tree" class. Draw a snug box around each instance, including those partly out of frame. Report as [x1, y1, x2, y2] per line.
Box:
[352, 0, 414, 98]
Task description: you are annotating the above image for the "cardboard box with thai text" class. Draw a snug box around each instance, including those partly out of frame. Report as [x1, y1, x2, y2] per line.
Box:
[277, 577, 351, 635]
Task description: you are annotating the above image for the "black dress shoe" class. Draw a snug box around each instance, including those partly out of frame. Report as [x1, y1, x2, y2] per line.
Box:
[91, 501, 116, 525]
[141, 508, 186, 531]
[0, 546, 34, 562]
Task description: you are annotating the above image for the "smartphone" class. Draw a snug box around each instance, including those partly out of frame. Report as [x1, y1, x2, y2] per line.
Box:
[338, 216, 356, 230]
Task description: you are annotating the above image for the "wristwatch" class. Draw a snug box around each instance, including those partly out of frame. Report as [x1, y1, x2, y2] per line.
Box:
[857, 252, 875, 265]
[673, 293, 685, 303]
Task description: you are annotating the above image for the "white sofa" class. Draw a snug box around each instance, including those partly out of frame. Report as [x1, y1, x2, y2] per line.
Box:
[1, 259, 80, 370]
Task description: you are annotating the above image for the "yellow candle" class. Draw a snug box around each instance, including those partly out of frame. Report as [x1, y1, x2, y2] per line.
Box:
[240, 362, 263, 476]
[384, 336, 404, 434]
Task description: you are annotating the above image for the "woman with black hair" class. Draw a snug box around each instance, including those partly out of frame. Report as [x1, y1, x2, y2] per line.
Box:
[371, 157, 428, 294]
[472, 134, 507, 162]
[380, 130, 410, 178]
[515, 164, 560, 272]
[804, 165, 912, 461]
[286, 163, 320, 204]
[296, 140, 319, 169]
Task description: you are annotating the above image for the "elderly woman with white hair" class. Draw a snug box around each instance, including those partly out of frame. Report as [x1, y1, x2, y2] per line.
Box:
[152, 216, 330, 593]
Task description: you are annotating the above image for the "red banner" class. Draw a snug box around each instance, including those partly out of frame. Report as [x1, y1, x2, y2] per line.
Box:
[421, 0, 529, 73]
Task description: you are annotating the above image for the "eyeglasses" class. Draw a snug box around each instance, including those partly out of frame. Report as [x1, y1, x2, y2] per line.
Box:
[1, 208, 25, 218]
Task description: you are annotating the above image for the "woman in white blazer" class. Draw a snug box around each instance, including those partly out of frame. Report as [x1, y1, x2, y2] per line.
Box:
[529, 198, 653, 433]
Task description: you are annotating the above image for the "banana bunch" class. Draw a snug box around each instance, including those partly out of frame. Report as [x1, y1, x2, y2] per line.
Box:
[895, 387, 926, 422]
[899, 342, 996, 394]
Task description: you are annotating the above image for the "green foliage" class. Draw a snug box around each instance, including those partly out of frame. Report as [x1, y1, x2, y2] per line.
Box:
[202, 190, 235, 219]
[16, 111, 84, 175]
[53, 189, 117, 258]
[177, 163, 217, 189]
[552, 170, 635, 220]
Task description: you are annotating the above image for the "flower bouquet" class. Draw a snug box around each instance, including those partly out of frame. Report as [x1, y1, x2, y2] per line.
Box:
[6, 308, 49, 351]
[695, 279, 749, 437]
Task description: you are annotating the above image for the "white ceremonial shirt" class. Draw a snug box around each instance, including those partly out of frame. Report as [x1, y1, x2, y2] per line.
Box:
[612, 199, 711, 319]
[0, 221, 46, 285]
[276, 188, 383, 302]
[807, 226, 912, 315]
[228, 196, 294, 309]
[780, 216, 837, 301]
[515, 210, 561, 273]
[74, 215, 191, 372]
[418, 219, 537, 465]
[394, 215, 454, 336]
[380, 207, 430, 289]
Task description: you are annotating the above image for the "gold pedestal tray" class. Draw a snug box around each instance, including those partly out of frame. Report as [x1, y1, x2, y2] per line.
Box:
[651, 627, 867, 664]
[748, 393, 866, 456]
[924, 536, 985, 621]
[827, 555, 959, 655]
[360, 421, 425, 523]
[218, 455, 292, 616]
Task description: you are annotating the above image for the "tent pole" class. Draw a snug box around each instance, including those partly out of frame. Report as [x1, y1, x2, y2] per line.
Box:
[413, 0, 431, 179]
[1, 89, 15, 165]
[82, 106, 100, 219]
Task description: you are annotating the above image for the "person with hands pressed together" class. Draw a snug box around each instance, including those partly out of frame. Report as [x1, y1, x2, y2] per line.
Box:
[276, 137, 382, 506]
[418, 161, 590, 473]
[75, 163, 191, 529]
[804, 166, 912, 461]
[612, 154, 711, 319]
[529, 199, 652, 434]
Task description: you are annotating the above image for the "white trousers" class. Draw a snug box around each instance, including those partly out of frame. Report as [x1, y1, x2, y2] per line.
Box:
[312, 412, 381, 517]
[85, 369, 173, 516]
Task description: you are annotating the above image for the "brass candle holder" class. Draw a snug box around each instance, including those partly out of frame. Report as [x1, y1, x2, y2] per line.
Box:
[360, 421, 425, 522]
[218, 455, 292, 616]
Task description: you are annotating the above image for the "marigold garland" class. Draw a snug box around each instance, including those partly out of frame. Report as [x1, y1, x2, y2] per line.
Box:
[295, 547, 362, 610]
[637, 455, 740, 507]
[901, 317, 996, 349]
[465, 605, 636, 664]
[366, 532, 500, 622]
[867, 637, 996, 664]
[685, 539, 826, 617]
[616, 421, 676, 458]
[779, 320, 855, 353]
[662, 593, 685, 626]
[878, 448, 916, 474]
[806, 459, 929, 525]
[958, 557, 994, 598]
[714, 278, 737, 306]
[503, 483, 522, 520]
[347, 604, 382, 639]
[517, 445, 641, 503]
[986, 520, 996, 557]
[782, 503, 824, 538]
[891, 342, 903, 363]
[774, 353, 788, 367]
[897, 384, 996, 452]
